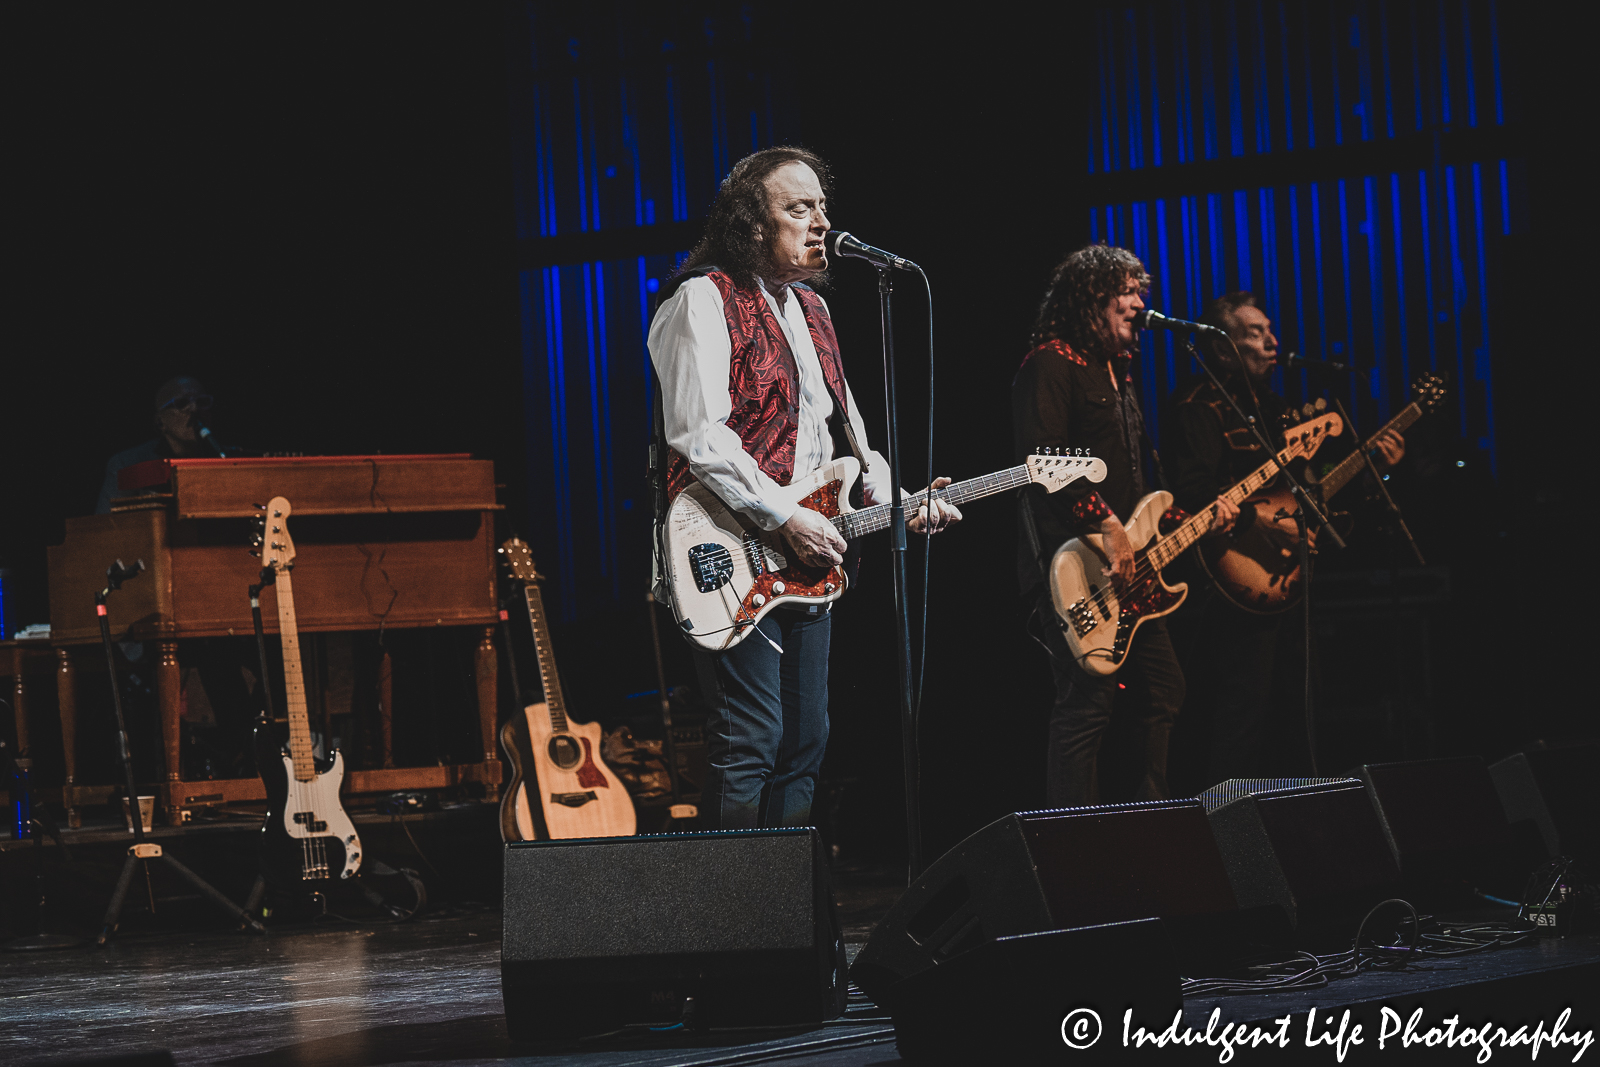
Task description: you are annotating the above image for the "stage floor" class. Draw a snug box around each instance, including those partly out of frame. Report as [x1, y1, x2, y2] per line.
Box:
[4, 894, 1596, 1067]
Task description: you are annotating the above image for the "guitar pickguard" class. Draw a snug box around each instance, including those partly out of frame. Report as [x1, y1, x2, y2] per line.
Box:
[730, 480, 847, 626]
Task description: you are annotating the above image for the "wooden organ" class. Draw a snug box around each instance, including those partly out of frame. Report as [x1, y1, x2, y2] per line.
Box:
[46, 454, 503, 825]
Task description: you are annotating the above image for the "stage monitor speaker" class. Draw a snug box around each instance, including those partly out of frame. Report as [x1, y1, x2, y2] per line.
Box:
[1357, 757, 1517, 890]
[1204, 778, 1400, 940]
[1196, 776, 1358, 811]
[1490, 741, 1600, 863]
[850, 799, 1263, 1005]
[886, 920, 1181, 1064]
[501, 828, 845, 1041]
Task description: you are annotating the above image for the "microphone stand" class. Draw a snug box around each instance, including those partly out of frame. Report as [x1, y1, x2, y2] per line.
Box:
[875, 265, 921, 882]
[94, 559, 265, 943]
[1330, 397, 1426, 567]
[1184, 341, 1342, 774]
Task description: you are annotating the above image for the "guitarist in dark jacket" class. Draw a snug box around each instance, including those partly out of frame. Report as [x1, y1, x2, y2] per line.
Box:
[1164, 291, 1403, 785]
[1013, 245, 1237, 807]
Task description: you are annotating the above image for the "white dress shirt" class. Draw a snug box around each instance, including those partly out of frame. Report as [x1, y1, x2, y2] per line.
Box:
[649, 275, 892, 531]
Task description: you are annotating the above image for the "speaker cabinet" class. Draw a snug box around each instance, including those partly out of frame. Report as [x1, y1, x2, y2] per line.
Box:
[1490, 741, 1600, 862]
[1357, 757, 1517, 891]
[851, 800, 1259, 1004]
[501, 828, 845, 1040]
[887, 921, 1181, 1064]
[1204, 778, 1399, 941]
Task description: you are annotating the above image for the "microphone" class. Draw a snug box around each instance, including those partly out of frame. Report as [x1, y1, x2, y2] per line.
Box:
[198, 423, 227, 458]
[1133, 309, 1222, 335]
[824, 231, 919, 271]
[1279, 351, 1354, 374]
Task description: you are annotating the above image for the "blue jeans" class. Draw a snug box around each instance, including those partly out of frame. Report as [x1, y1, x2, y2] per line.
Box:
[692, 609, 831, 830]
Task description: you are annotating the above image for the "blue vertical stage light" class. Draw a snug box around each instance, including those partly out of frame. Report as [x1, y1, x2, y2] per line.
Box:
[508, 8, 797, 621]
[1088, 0, 1515, 463]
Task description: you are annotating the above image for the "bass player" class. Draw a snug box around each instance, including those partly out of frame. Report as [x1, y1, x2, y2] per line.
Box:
[648, 146, 960, 831]
[1013, 245, 1237, 807]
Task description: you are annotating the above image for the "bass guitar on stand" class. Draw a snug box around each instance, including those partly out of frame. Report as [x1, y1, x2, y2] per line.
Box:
[251, 496, 362, 886]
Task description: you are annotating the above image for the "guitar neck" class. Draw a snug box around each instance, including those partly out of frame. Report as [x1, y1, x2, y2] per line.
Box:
[1318, 402, 1422, 499]
[272, 569, 316, 783]
[834, 465, 1035, 539]
[1146, 453, 1289, 571]
[523, 583, 570, 734]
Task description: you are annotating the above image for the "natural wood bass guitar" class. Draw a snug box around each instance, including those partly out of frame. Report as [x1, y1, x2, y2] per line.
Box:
[663, 453, 1106, 652]
[251, 497, 363, 886]
[497, 538, 635, 841]
[1050, 413, 1342, 675]
[1197, 373, 1448, 613]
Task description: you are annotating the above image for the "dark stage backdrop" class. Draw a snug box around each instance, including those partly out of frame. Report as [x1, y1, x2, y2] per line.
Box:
[5, 2, 1586, 865]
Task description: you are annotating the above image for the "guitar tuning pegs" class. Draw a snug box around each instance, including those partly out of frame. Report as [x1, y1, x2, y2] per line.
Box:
[248, 549, 260, 558]
[252, 503, 267, 510]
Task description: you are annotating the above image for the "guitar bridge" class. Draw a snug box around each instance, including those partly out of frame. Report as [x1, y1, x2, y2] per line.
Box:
[550, 791, 598, 808]
[687, 543, 734, 593]
[1065, 598, 1097, 637]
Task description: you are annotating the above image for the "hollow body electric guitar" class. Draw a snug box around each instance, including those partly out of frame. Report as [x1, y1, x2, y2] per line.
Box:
[497, 539, 635, 841]
[1197, 373, 1447, 613]
[252, 496, 362, 885]
[1050, 413, 1343, 676]
[664, 453, 1107, 652]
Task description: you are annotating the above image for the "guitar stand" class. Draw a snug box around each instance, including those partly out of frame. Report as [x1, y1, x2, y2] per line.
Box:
[2, 735, 85, 950]
[93, 559, 266, 944]
[646, 593, 698, 831]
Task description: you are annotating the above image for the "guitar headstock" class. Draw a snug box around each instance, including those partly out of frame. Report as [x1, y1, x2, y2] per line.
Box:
[497, 537, 541, 584]
[1026, 450, 1109, 493]
[1280, 413, 1343, 462]
[1411, 371, 1449, 414]
[252, 496, 296, 573]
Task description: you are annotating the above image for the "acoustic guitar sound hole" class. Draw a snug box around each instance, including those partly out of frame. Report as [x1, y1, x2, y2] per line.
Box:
[548, 734, 581, 769]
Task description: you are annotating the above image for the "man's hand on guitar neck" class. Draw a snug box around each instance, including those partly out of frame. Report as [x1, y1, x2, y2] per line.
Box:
[907, 477, 962, 534]
[780, 507, 847, 568]
[1371, 427, 1405, 471]
[1201, 497, 1241, 539]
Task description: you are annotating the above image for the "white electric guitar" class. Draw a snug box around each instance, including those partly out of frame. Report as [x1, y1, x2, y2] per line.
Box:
[252, 496, 362, 885]
[1050, 413, 1342, 676]
[663, 453, 1106, 651]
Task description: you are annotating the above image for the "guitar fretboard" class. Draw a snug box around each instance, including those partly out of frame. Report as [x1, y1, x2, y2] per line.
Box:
[523, 583, 569, 735]
[271, 568, 316, 784]
[1317, 402, 1423, 500]
[1145, 417, 1338, 571]
[833, 465, 1036, 539]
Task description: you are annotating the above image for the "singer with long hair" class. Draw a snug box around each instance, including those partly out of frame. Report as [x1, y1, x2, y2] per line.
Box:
[648, 146, 959, 830]
[1013, 244, 1238, 806]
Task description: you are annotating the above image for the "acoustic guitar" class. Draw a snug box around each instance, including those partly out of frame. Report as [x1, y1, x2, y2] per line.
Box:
[252, 496, 363, 885]
[497, 538, 635, 841]
[1197, 373, 1448, 613]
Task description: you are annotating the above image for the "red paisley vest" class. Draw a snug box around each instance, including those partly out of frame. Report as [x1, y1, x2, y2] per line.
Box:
[664, 271, 854, 502]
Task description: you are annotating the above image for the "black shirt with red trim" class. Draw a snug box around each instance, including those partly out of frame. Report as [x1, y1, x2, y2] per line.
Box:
[1012, 338, 1148, 595]
[1164, 370, 1294, 515]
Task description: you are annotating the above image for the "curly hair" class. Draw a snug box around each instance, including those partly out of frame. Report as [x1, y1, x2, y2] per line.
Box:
[1030, 244, 1152, 355]
[676, 146, 832, 292]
